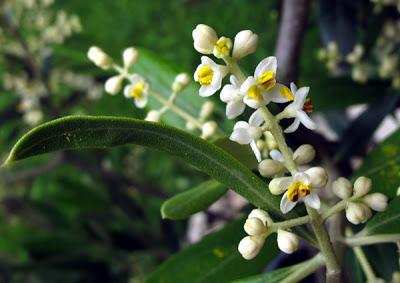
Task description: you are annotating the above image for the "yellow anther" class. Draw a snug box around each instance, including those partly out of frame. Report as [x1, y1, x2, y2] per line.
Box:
[248, 85, 263, 100]
[130, 82, 145, 98]
[280, 85, 294, 100]
[257, 70, 276, 90]
[198, 65, 214, 85]
[287, 181, 310, 202]
[303, 98, 314, 113]
[214, 37, 232, 58]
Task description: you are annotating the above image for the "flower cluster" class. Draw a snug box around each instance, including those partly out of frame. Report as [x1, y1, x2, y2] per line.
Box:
[332, 176, 388, 224]
[238, 209, 299, 259]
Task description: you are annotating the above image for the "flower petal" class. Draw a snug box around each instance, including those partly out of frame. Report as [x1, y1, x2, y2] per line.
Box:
[294, 172, 310, 186]
[230, 128, 252, 144]
[226, 101, 245, 119]
[297, 111, 317, 130]
[123, 85, 131, 98]
[284, 118, 301, 133]
[135, 95, 148, 108]
[240, 76, 257, 94]
[250, 140, 262, 162]
[269, 84, 292, 103]
[269, 149, 284, 162]
[249, 109, 264, 126]
[254, 56, 277, 78]
[199, 85, 217, 97]
[269, 177, 292, 195]
[280, 191, 297, 214]
[230, 75, 241, 87]
[220, 84, 238, 102]
[293, 87, 309, 109]
[233, 121, 249, 130]
[290, 82, 298, 94]
[304, 192, 321, 210]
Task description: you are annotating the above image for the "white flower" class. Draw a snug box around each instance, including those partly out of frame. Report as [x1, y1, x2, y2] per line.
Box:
[277, 229, 299, 254]
[232, 30, 258, 60]
[172, 73, 191, 93]
[248, 209, 272, 226]
[145, 110, 161, 122]
[362, 193, 388, 212]
[293, 144, 315, 165]
[238, 235, 264, 260]
[220, 75, 245, 119]
[104, 75, 123, 95]
[244, 217, 267, 236]
[353, 176, 372, 198]
[279, 83, 316, 133]
[123, 75, 149, 108]
[192, 24, 218, 54]
[230, 109, 264, 161]
[258, 159, 285, 177]
[87, 46, 113, 69]
[346, 202, 372, 225]
[269, 167, 327, 214]
[332, 177, 353, 200]
[213, 36, 232, 58]
[194, 56, 224, 97]
[201, 121, 217, 139]
[269, 149, 285, 162]
[123, 47, 139, 68]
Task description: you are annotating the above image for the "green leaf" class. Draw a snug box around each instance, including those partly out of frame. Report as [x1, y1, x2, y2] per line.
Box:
[161, 180, 227, 220]
[354, 128, 400, 198]
[145, 219, 279, 283]
[214, 138, 258, 169]
[231, 266, 295, 283]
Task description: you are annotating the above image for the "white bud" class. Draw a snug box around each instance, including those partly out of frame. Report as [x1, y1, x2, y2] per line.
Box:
[293, 144, 315, 165]
[123, 47, 139, 68]
[332, 177, 353, 199]
[244, 217, 267, 236]
[145, 110, 161, 122]
[346, 202, 372, 225]
[277, 229, 299, 254]
[172, 73, 191, 93]
[104, 75, 123, 95]
[238, 236, 264, 260]
[362, 193, 388, 212]
[392, 271, 400, 283]
[397, 186, 400, 196]
[258, 159, 284, 177]
[248, 209, 272, 226]
[23, 110, 43, 126]
[232, 30, 259, 60]
[192, 24, 218, 54]
[199, 101, 214, 120]
[201, 121, 217, 139]
[304, 167, 328, 188]
[353, 176, 372, 198]
[185, 121, 196, 131]
[269, 177, 290, 195]
[87, 46, 113, 69]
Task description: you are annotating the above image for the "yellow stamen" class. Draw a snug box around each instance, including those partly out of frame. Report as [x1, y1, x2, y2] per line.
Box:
[287, 181, 310, 202]
[248, 85, 263, 101]
[280, 85, 294, 101]
[214, 37, 232, 58]
[130, 82, 145, 99]
[257, 70, 276, 90]
[198, 65, 214, 85]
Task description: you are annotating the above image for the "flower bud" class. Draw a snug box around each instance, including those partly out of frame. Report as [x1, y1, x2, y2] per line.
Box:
[104, 75, 123, 95]
[192, 24, 218, 54]
[256, 140, 266, 151]
[87, 46, 112, 69]
[332, 177, 353, 199]
[248, 209, 271, 226]
[392, 271, 400, 283]
[353, 176, 372, 198]
[199, 101, 214, 120]
[293, 144, 315, 165]
[232, 30, 258, 60]
[238, 236, 264, 260]
[397, 186, 400, 196]
[269, 177, 290, 195]
[362, 193, 388, 212]
[244, 217, 267, 236]
[185, 121, 196, 131]
[304, 167, 328, 188]
[258, 159, 284, 177]
[23, 110, 43, 126]
[145, 110, 161, 122]
[172, 73, 191, 93]
[277, 229, 299, 254]
[123, 47, 139, 68]
[201, 121, 217, 139]
[346, 202, 372, 225]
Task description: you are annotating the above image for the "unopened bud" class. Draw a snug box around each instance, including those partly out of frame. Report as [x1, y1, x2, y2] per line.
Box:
[199, 101, 214, 120]
[362, 193, 388, 212]
[23, 110, 43, 126]
[293, 144, 315, 165]
[244, 217, 267, 236]
[346, 202, 372, 225]
[192, 24, 218, 54]
[201, 121, 217, 139]
[392, 271, 400, 283]
[256, 140, 266, 151]
[123, 47, 139, 68]
[104, 75, 123, 95]
[304, 167, 328, 188]
[277, 229, 299, 254]
[332, 177, 353, 199]
[258, 159, 284, 177]
[145, 110, 161, 122]
[172, 73, 191, 93]
[87, 46, 113, 69]
[269, 177, 290, 195]
[238, 236, 264, 260]
[353, 176, 372, 198]
[248, 209, 272, 226]
[232, 30, 258, 60]
[185, 121, 196, 131]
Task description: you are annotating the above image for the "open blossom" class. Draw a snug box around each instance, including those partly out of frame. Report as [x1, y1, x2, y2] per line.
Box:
[230, 109, 264, 161]
[269, 167, 328, 213]
[220, 75, 245, 119]
[194, 56, 225, 97]
[241, 57, 293, 109]
[279, 83, 316, 133]
[124, 74, 149, 108]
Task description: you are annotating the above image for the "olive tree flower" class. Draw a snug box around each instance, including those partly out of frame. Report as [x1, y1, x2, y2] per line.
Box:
[123, 74, 149, 108]
[194, 56, 225, 97]
[220, 75, 245, 119]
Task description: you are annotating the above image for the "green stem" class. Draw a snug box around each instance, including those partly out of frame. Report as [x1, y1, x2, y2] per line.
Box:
[307, 206, 341, 283]
[344, 234, 400, 246]
[321, 199, 348, 220]
[280, 253, 326, 283]
[271, 215, 310, 231]
[223, 57, 246, 82]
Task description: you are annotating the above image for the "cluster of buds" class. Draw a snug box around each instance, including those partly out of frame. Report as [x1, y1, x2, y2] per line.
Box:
[87, 45, 219, 139]
[332, 176, 388, 224]
[238, 209, 299, 259]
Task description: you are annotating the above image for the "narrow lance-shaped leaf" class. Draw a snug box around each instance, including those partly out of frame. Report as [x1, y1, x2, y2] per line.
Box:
[161, 180, 227, 220]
